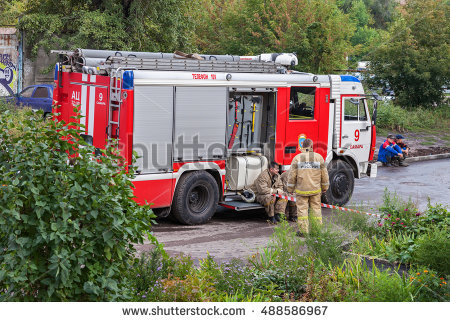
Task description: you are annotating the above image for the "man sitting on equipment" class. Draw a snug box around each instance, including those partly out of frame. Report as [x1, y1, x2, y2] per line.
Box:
[250, 162, 287, 224]
[377, 134, 403, 167]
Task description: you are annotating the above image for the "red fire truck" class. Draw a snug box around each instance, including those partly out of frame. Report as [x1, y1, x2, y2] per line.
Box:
[52, 49, 378, 225]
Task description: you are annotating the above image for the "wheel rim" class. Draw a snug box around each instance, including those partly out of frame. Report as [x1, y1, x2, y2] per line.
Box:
[331, 172, 350, 198]
[187, 184, 209, 214]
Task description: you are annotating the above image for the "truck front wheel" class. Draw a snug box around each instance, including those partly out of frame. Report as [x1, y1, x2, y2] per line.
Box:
[323, 160, 354, 206]
[172, 171, 219, 225]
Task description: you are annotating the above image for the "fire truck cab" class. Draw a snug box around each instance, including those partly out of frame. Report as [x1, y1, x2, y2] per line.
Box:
[53, 49, 377, 225]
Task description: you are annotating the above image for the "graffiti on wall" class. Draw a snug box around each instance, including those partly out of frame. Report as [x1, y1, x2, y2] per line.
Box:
[0, 28, 19, 96]
[0, 53, 18, 96]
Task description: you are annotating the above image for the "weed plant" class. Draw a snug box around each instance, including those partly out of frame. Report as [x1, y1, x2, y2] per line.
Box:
[334, 208, 378, 236]
[352, 232, 418, 263]
[305, 220, 346, 267]
[249, 220, 309, 298]
[378, 189, 419, 236]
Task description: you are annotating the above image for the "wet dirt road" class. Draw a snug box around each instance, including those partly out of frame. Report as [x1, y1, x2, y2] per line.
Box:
[135, 158, 450, 263]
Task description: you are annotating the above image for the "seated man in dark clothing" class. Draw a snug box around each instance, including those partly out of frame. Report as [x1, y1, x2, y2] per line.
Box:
[394, 134, 409, 167]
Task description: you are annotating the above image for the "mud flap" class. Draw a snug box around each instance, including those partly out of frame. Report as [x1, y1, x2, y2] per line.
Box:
[367, 163, 377, 178]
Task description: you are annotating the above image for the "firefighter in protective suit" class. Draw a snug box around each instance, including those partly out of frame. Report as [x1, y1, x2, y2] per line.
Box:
[251, 161, 287, 224]
[287, 139, 329, 235]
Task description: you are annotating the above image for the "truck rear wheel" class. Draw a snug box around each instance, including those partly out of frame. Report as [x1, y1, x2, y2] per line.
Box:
[172, 171, 219, 225]
[323, 160, 354, 206]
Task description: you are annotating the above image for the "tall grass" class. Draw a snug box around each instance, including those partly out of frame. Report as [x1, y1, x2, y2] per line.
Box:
[373, 101, 450, 131]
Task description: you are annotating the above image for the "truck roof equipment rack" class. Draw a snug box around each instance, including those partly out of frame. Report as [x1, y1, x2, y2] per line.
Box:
[52, 49, 298, 75]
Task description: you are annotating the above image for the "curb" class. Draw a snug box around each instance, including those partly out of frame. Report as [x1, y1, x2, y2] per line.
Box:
[375, 152, 450, 167]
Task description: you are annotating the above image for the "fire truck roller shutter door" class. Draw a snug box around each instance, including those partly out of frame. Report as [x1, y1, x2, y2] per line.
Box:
[133, 86, 174, 173]
[174, 87, 227, 161]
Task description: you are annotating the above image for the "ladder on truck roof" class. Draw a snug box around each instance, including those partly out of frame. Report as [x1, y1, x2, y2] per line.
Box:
[101, 57, 281, 74]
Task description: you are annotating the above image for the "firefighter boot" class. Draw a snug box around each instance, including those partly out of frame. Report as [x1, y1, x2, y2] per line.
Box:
[288, 215, 298, 222]
[296, 231, 306, 238]
[274, 213, 283, 222]
[268, 216, 278, 224]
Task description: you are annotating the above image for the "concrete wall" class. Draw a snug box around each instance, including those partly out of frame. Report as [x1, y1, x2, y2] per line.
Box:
[23, 47, 57, 88]
[0, 27, 19, 96]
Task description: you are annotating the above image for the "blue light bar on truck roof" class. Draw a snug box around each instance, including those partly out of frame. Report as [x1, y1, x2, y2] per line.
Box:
[340, 75, 361, 83]
[122, 70, 134, 90]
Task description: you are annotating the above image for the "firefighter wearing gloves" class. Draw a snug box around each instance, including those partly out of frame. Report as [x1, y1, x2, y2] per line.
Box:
[280, 171, 298, 222]
[287, 139, 329, 236]
[250, 161, 287, 224]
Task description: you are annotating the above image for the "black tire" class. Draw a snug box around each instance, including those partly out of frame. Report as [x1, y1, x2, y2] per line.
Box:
[153, 207, 171, 218]
[323, 160, 354, 206]
[172, 171, 219, 225]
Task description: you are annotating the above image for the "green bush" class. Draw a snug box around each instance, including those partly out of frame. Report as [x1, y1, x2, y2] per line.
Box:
[0, 109, 154, 301]
[0, 100, 18, 114]
[413, 229, 450, 275]
[417, 202, 449, 232]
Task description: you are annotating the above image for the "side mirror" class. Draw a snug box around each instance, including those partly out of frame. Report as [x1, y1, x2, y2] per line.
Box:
[372, 101, 378, 125]
[372, 91, 382, 101]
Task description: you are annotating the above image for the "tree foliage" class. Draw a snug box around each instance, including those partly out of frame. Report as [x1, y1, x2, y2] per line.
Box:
[15, 0, 195, 57]
[368, 0, 450, 108]
[337, 0, 397, 29]
[3, 0, 448, 107]
[193, 0, 355, 73]
[0, 109, 154, 301]
[0, 0, 27, 25]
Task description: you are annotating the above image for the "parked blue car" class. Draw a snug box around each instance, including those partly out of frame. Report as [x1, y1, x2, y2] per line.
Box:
[2, 84, 54, 115]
